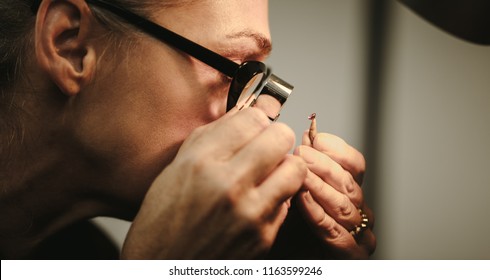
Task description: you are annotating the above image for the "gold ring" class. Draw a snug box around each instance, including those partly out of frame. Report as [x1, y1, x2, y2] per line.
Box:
[350, 208, 369, 237]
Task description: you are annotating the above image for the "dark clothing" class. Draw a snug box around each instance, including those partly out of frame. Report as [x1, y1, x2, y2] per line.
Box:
[27, 220, 119, 260]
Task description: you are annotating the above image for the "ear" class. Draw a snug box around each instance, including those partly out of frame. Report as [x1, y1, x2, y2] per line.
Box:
[35, 0, 96, 96]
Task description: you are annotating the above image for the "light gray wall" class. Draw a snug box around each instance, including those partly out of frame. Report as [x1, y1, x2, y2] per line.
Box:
[95, 0, 490, 259]
[270, 0, 490, 259]
[375, 1, 490, 259]
[268, 0, 367, 149]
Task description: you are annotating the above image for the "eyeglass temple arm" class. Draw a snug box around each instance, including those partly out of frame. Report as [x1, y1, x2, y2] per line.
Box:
[31, 0, 240, 77]
[86, 0, 240, 76]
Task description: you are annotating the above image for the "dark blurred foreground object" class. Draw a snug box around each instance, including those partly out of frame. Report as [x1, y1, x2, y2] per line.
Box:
[28, 220, 119, 259]
[399, 0, 490, 45]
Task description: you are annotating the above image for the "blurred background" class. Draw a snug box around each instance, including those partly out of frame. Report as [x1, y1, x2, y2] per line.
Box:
[94, 0, 490, 259]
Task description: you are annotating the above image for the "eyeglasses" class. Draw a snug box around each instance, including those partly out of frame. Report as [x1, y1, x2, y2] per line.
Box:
[31, 0, 294, 121]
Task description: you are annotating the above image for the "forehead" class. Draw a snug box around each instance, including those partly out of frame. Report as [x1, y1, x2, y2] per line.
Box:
[151, 0, 271, 52]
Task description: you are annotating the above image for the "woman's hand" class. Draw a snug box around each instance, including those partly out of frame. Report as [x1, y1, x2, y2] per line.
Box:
[294, 131, 376, 259]
[121, 108, 307, 259]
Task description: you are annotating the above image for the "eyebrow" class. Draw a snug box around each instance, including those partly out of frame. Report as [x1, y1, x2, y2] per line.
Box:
[225, 30, 273, 58]
[54, 0, 264, 77]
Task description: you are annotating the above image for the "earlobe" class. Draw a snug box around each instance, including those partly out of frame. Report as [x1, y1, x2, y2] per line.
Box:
[35, 0, 96, 96]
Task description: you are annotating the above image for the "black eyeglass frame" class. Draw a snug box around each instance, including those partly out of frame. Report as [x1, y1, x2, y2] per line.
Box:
[31, 0, 293, 118]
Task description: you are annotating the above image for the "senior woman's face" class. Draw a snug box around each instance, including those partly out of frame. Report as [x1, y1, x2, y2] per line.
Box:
[79, 0, 270, 205]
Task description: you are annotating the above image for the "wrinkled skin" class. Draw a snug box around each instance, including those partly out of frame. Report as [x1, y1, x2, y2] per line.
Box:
[0, 0, 375, 259]
[295, 131, 376, 259]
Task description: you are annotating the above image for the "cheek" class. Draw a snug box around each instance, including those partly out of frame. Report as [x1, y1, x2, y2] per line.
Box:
[74, 47, 229, 192]
[187, 59, 230, 121]
[113, 73, 227, 187]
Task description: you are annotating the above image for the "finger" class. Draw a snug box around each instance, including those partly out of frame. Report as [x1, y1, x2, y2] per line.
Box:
[187, 107, 271, 158]
[303, 169, 361, 230]
[297, 190, 366, 259]
[295, 145, 363, 206]
[255, 154, 307, 215]
[357, 229, 377, 256]
[253, 93, 282, 120]
[312, 133, 366, 184]
[217, 104, 240, 121]
[230, 122, 296, 186]
[302, 129, 312, 146]
[261, 202, 290, 247]
[362, 204, 375, 229]
[184, 106, 240, 140]
[234, 156, 305, 250]
[302, 170, 375, 255]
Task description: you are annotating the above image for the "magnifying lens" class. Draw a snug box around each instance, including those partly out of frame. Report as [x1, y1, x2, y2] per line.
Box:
[227, 61, 294, 121]
[31, 0, 295, 120]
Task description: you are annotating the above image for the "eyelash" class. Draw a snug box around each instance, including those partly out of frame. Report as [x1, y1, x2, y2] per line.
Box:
[220, 73, 233, 86]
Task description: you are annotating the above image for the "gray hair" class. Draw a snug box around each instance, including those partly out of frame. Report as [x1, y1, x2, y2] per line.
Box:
[0, 0, 162, 92]
[0, 0, 184, 156]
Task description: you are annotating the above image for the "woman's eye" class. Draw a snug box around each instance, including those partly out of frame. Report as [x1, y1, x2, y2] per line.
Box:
[220, 74, 232, 86]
